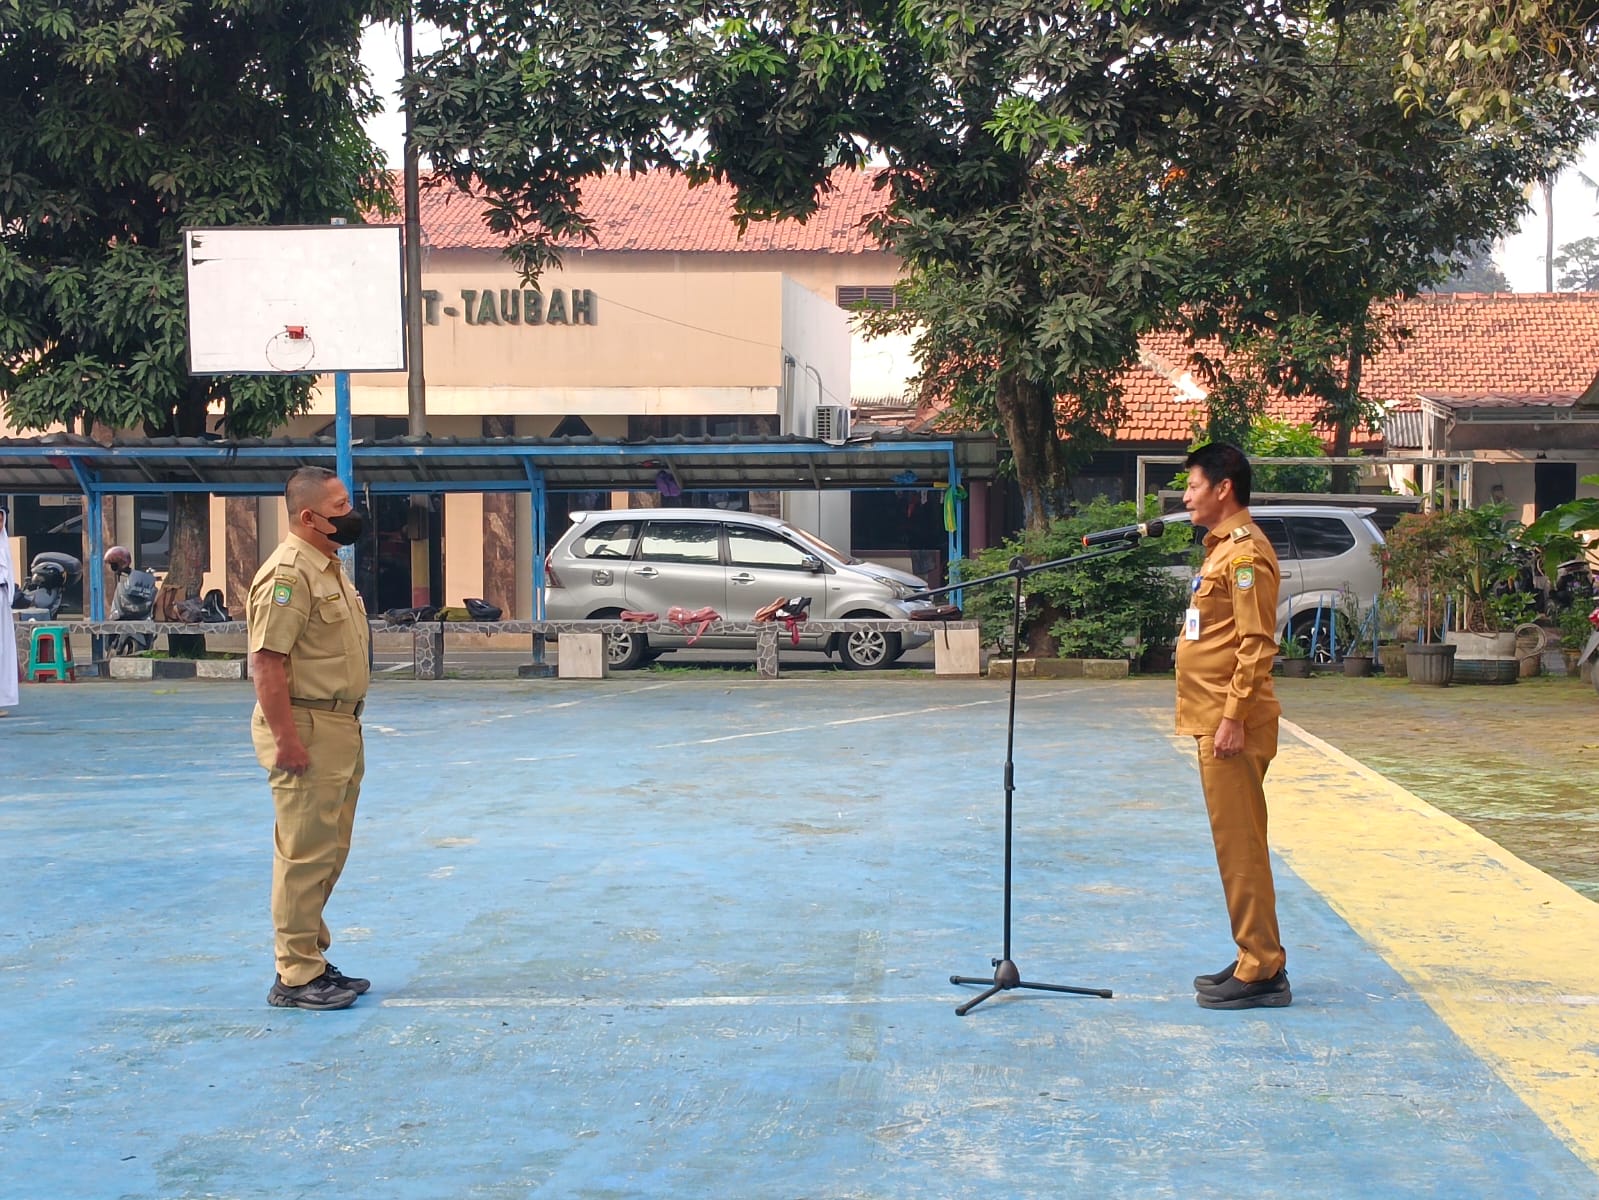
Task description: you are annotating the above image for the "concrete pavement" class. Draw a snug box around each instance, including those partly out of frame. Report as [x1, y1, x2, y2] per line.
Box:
[2, 676, 1596, 1198]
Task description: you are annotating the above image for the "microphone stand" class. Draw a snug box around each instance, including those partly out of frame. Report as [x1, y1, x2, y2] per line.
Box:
[915, 536, 1152, 1015]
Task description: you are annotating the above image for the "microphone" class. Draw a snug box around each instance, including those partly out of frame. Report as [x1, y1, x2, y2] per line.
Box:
[1081, 518, 1165, 547]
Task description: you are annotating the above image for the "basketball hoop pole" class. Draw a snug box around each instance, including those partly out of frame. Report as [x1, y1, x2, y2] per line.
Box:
[335, 369, 354, 571]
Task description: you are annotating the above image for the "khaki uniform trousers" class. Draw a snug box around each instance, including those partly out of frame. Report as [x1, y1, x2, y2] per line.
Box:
[252, 706, 364, 987]
[1195, 719, 1284, 983]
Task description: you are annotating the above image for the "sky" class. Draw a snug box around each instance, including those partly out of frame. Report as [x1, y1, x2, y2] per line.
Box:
[360, 22, 1598, 295]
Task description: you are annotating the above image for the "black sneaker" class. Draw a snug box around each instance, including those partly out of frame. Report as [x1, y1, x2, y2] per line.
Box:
[1193, 961, 1237, 991]
[269, 975, 358, 1010]
[322, 963, 370, 995]
[1196, 969, 1292, 1010]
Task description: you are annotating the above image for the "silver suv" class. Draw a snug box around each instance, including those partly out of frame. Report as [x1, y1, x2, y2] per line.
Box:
[1161, 505, 1386, 654]
[543, 508, 935, 669]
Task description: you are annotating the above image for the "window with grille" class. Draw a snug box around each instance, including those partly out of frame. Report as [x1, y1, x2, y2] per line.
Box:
[836, 285, 902, 310]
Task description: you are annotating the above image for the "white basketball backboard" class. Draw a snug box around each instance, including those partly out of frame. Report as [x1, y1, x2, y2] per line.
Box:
[183, 225, 406, 374]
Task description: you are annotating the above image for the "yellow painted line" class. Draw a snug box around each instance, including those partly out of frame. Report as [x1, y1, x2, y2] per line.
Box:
[1267, 717, 1599, 1171]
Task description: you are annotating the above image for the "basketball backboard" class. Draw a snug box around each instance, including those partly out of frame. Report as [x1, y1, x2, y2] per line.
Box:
[183, 225, 406, 374]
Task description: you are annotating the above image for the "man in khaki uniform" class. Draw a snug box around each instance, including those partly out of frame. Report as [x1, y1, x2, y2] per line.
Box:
[248, 466, 372, 1011]
[1175, 443, 1291, 1010]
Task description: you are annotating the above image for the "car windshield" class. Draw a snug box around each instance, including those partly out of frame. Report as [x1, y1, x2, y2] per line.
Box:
[786, 526, 858, 564]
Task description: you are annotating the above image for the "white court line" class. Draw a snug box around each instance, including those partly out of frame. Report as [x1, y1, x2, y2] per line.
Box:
[654, 684, 1109, 748]
[385, 992, 994, 1010]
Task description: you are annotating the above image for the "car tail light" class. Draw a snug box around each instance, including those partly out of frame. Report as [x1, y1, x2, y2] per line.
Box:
[544, 556, 563, 588]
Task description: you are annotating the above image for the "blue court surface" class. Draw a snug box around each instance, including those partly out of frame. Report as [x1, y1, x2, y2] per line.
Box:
[3, 677, 1597, 1199]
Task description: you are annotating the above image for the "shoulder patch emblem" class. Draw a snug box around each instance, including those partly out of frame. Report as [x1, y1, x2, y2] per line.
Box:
[1235, 565, 1255, 590]
[272, 581, 294, 607]
[1230, 526, 1251, 542]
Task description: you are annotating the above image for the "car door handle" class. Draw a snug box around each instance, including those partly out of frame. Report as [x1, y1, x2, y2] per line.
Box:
[730, 573, 756, 585]
[635, 566, 659, 578]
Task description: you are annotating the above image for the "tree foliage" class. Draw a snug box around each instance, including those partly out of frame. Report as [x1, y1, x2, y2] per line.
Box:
[1396, 0, 1599, 127]
[410, 0, 1319, 527]
[0, 0, 401, 593]
[1174, 15, 1586, 473]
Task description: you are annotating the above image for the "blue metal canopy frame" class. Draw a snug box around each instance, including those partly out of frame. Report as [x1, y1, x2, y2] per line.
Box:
[1, 433, 998, 619]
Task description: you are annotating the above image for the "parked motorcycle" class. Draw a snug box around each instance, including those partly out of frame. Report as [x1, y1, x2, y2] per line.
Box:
[104, 545, 157, 656]
[11, 551, 82, 620]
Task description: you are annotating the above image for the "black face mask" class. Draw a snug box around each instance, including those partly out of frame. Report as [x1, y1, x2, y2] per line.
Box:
[312, 508, 365, 546]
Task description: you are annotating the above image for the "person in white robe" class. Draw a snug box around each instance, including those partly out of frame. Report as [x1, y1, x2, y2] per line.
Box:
[0, 505, 18, 713]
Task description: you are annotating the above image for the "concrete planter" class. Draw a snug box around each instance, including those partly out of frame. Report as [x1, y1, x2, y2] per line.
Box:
[1445, 630, 1517, 659]
[105, 656, 247, 681]
[1278, 657, 1312, 678]
[986, 657, 1130, 680]
[1341, 654, 1374, 678]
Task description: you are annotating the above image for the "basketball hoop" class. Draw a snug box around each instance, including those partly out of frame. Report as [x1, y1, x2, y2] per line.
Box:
[264, 325, 316, 372]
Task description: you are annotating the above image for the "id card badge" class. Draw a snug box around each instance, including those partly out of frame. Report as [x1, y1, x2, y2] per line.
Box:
[1184, 607, 1201, 641]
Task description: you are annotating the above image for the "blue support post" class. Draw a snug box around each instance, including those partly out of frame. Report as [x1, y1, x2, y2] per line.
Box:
[522, 462, 554, 677]
[947, 451, 964, 608]
[335, 371, 354, 572]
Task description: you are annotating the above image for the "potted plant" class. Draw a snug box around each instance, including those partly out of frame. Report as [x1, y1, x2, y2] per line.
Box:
[1374, 586, 1408, 676]
[1442, 503, 1525, 665]
[1335, 587, 1374, 676]
[1277, 632, 1312, 677]
[1557, 601, 1597, 677]
[1376, 509, 1457, 686]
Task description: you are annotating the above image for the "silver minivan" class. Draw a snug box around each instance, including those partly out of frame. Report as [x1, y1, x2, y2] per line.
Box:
[1160, 505, 1386, 655]
[543, 508, 936, 669]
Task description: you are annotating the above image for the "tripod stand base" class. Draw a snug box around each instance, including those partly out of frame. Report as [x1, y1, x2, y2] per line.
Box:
[951, 958, 1112, 1016]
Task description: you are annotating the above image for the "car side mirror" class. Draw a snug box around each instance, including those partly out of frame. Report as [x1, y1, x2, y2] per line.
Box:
[801, 555, 824, 573]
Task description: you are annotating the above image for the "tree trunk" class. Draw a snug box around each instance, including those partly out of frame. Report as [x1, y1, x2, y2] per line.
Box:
[993, 370, 1072, 531]
[993, 368, 1073, 657]
[163, 491, 211, 657]
[1329, 329, 1364, 495]
[161, 379, 213, 656]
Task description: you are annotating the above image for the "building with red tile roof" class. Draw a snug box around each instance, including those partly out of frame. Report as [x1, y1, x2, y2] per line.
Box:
[404, 169, 889, 256]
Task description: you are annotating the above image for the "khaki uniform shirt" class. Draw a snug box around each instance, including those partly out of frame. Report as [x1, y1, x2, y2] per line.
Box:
[1175, 510, 1282, 735]
[246, 537, 370, 703]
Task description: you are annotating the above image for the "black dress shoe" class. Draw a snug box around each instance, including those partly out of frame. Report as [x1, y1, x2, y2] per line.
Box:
[1193, 961, 1237, 991]
[321, 963, 370, 995]
[1196, 969, 1292, 1010]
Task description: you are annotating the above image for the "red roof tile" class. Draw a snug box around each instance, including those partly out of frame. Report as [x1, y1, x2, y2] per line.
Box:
[1108, 294, 1599, 445]
[408, 169, 889, 255]
[1364, 292, 1599, 408]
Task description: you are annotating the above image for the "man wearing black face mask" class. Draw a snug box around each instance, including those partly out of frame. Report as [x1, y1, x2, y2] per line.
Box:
[246, 466, 372, 1010]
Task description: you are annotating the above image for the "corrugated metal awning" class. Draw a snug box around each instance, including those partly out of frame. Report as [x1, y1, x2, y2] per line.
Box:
[0, 432, 1001, 496]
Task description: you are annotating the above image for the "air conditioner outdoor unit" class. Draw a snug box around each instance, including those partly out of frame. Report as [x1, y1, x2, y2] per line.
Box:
[813, 404, 851, 445]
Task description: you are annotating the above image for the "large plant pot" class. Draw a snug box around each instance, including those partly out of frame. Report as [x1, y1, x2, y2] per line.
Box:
[1377, 642, 1407, 677]
[1405, 642, 1457, 686]
[1342, 654, 1373, 678]
[1278, 657, 1312, 678]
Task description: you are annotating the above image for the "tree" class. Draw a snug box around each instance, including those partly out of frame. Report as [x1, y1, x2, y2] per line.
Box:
[1173, 14, 1584, 489]
[0, 0, 399, 606]
[1552, 236, 1599, 288]
[1430, 242, 1514, 293]
[409, 0, 1316, 529]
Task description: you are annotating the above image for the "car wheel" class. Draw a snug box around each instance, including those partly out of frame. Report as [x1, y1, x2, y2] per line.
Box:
[838, 618, 900, 670]
[1289, 613, 1351, 664]
[592, 611, 649, 670]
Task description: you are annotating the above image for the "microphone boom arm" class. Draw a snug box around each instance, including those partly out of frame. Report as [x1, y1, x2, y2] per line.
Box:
[910, 539, 1146, 603]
